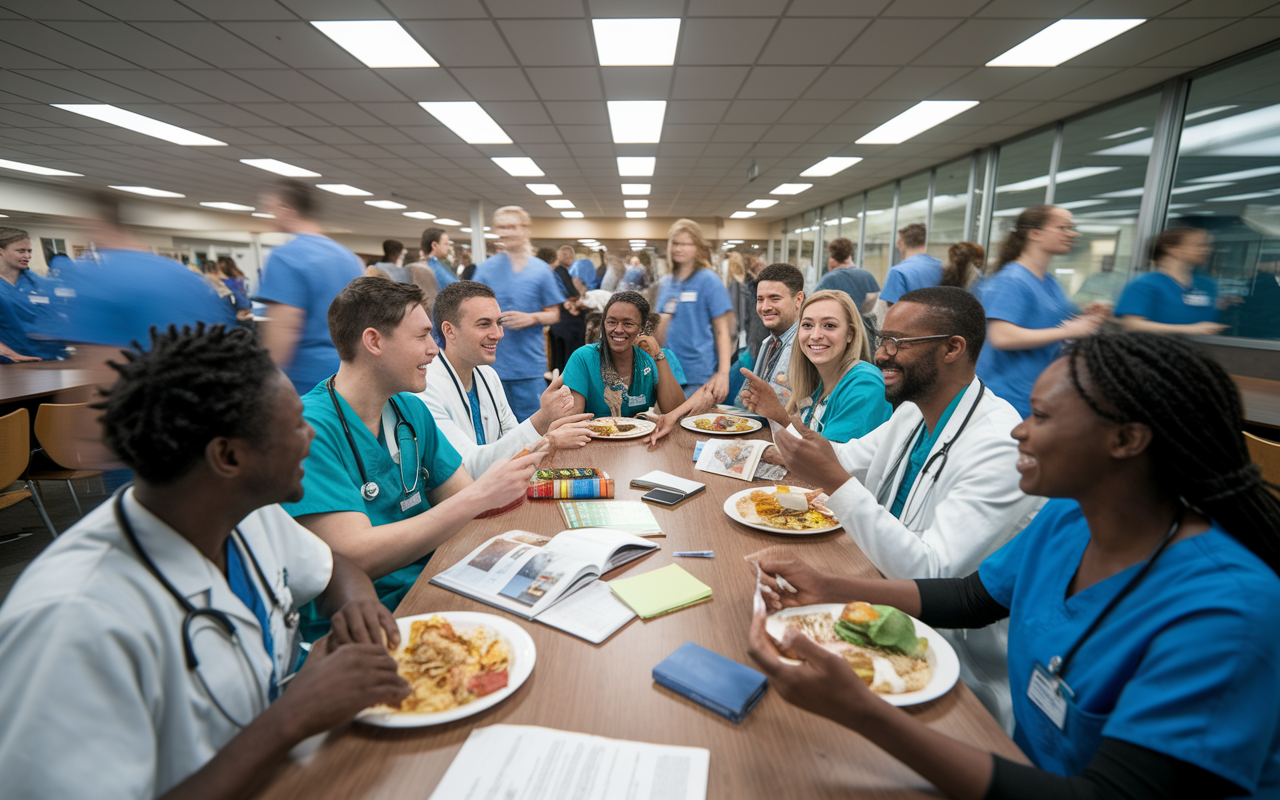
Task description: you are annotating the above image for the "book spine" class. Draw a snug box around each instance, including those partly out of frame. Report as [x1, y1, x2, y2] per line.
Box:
[528, 479, 615, 499]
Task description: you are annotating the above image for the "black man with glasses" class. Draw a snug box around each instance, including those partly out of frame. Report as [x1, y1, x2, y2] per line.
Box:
[743, 287, 1043, 732]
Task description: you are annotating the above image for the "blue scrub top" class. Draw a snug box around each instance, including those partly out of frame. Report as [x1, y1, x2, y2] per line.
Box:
[799, 360, 892, 443]
[473, 252, 567, 381]
[889, 385, 965, 517]
[979, 499, 1280, 793]
[256, 234, 363, 397]
[815, 267, 881, 309]
[0, 270, 68, 361]
[427, 256, 458, 288]
[655, 268, 734, 387]
[881, 254, 943, 304]
[1114, 272, 1218, 326]
[284, 382, 464, 616]
[571, 258, 600, 290]
[562, 343, 661, 418]
[57, 250, 235, 350]
[975, 263, 1075, 419]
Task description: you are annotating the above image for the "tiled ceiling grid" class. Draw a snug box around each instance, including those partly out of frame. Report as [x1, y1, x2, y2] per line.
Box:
[0, 0, 1279, 234]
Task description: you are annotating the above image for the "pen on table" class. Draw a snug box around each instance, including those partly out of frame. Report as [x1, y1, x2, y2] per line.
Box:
[674, 550, 714, 558]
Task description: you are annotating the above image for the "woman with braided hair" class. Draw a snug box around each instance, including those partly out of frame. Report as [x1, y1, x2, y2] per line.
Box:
[748, 328, 1280, 799]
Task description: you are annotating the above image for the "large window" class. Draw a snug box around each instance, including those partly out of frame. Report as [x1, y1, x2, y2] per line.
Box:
[929, 156, 974, 263]
[819, 203, 842, 279]
[896, 172, 931, 262]
[798, 209, 818, 290]
[987, 129, 1055, 269]
[1166, 48, 1280, 339]
[862, 185, 896, 281]
[1055, 92, 1160, 304]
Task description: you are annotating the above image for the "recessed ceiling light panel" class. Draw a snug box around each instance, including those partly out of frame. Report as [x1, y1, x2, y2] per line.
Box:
[419, 102, 511, 144]
[492, 157, 544, 176]
[730, 211, 756, 218]
[52, 104, 226, 146]
[240, 158, 321, 177]
[200, 201, 255, 211]
[617, 156, 656, 176]
[593, 19, 680, 66]
[546, 199, 575, 208]
[526, 183, 562, 195]
[621, 183, 651, 195]
[746, 199, 779, 209]
[855, 101, 979, 145]
[403, 211, 436, 219]
[316, 184, 372, 196]
[607, 101, 666, 144]
[986, 19, 1145, 67]
[109, 185, 184, 198]
[624, 199, 649, 209]
[0, 158, 82, 177]
[365, 200, 407, 209]
[434, 218, 462, 226]
[770, 183, 812, 195]
[312, 21, 439, 68]
[799, 157, 863, 177]
[561, 211, 585, 218]
[626, 211, 647, 218]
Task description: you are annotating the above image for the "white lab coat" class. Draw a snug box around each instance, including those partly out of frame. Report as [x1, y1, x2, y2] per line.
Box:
[0, 489, 332, 798]
[417, 351, 541, 477]
[823, 376, 1045, 731]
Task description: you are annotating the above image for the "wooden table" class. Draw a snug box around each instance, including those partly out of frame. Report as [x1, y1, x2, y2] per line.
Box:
[256, 425, 1025, 799]
[1235, 375, 1280, 430]
[0, 366, 99, 405]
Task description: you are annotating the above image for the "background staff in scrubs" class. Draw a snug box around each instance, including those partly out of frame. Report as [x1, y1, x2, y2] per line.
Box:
[1116, 227, 1228, 335]
[0, 227, 67, 362]
[747, 329, 1280, 799]
[975, 205, 1107, 419]
[285, 278, 543, 624]
[654, 218, 735, 400]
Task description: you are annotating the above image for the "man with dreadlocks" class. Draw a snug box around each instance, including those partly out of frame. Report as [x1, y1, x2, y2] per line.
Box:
[749, 328, 1280, 799]
[0, 324, 410, 799]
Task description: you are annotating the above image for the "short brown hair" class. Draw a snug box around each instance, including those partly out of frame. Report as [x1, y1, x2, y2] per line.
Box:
[756, 263, 805, 297]
[898, 223, 926, 249]
[828, 237, 853, 263]
[328, 276, 425, 361]
[0, 227, 30, 250]
[270, 179, 318, 219]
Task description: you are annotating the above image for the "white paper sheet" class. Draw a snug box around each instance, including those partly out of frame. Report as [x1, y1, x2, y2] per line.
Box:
[534, 579, 636, 644]
[428, 724, 710, 800]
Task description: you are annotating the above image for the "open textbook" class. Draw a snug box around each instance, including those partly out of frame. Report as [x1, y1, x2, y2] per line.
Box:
[430, 528, 658, 643]
[694, 437, 776, 482]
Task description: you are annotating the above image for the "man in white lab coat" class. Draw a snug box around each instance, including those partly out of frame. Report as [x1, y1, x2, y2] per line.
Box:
[0, 325, 409, 799]
[418, 280, 594, 477]
[744, 286, 1043, 731]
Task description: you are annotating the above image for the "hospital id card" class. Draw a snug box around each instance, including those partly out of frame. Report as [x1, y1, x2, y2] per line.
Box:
[1028, 661, 1071, 730]
[400, 491, 422, 513]
[679, 291, 698, 303]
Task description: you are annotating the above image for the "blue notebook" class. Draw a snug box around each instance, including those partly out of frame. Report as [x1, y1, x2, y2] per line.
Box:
[652, 642, 768, 724]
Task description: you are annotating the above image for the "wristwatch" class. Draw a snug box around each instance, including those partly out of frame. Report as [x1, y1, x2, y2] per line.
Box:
[652, 349, 666, 361]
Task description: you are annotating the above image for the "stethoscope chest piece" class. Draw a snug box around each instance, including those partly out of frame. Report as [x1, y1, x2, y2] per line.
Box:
[361, 481, 380, 501]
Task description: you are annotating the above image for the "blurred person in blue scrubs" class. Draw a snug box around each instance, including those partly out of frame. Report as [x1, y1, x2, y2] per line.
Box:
[284, 278, 543, 636]
[571, 253, 600, 291]
[420, 227, 459, 289]
[216, 256, 254, 324]
[1116, 227, 1227, 336]
[655, 218, 735, 400]
[547, 245, 587, 376]
[976, 205, 1106, 419]
[0, 228, 67, 362]
[881, 223, 942, 305]
[472, 206, 567, 421]
[255, 180, 364, 397]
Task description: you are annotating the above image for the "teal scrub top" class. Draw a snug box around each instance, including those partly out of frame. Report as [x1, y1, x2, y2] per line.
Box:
[562, 343, 660, 417]
[284, 381, 463, 635]
[889, 385, 966, 517]
[799, 360, 892, 443]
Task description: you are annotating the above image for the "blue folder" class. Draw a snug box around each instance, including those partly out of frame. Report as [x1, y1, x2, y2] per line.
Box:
[652, 642, 768, 723]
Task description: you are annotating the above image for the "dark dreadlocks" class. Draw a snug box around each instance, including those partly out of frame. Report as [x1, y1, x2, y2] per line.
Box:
[1065, 329, 1280, 574]
[97, 324, 279, 485]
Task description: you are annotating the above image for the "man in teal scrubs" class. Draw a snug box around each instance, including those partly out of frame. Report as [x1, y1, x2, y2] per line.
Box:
[284, 278, 544, 634]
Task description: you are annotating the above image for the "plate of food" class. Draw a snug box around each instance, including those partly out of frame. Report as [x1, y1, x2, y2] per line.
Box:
[586, 416, 657, 439]
[724, 485, 841, 535]
[681, 413, 762, 435]
[766, 602, 959, 707]
[356, 612, 536, 728]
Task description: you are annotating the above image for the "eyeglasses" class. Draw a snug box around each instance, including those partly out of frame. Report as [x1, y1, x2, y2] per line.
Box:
[873, 333, 952, 356]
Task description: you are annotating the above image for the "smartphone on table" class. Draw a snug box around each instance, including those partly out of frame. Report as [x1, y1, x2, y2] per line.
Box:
[642, 487, 687, 506]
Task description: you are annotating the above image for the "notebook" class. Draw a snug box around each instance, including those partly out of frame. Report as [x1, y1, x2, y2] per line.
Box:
[652, 642, 768, 724]
[629, 470, 706, 498]
[609, 564, 712, 619]
[560, 500, 662, 537]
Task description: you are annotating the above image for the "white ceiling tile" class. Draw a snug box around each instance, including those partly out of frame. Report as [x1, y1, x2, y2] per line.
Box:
[502, 125, 563, 143]
[46, 22, 207, 69]
[220, 22, 361, 70]
[357, 102, 435, 126]
[803, 66, 896, 99]
[658, 142, 706, 156]
[679, 19, 776, 65]
[82, 0, 201, 19]
[498, 20, 596, 66]
[665, 124, 716, 142]
[911, 20, 1057, 67]
[173, 1, 295, 20]
[946, 100, 1041, 124]
[689, 0, 789, 15]
[666, 99, 729, 124]
[976, 0, 1086, 16]
[1059, 66, 1183, 102]
[291, 102, 373, 126]
[837, 18, 960, 66]
[787, 0, 890, 15]
[0, 73, 93, 103]
[1071, 19, 1235, 67]
[0, 21, 135, 68]
[486, 0, 581, 16]
[1067, 0, 1184, 16]
[739, 66, 825, 98]
[381, 0, 488, 18]
[451, 68, 539, 101]
[160, 70, 278, 102]
[713, 124, 769, 142]
[229, 69, 341, 102]
[567, 142, 614, 157]
[866, 66, 968, 100]
[1001, 101, 1096, 126]
[375, 69, 469, 101]
[557, 124, 611, 143]
[277, 0, 391, 18]
[482, 101, 553, 125]
[84, 70, 217, 102]
[723, 99, 792, 124]
[10, 69, 154, 104]
[1143, 17, 1280, 66]
[784, 99, 854, 124]
[762, 123, 823, 142]
[299, 70, 406, 102]
[671, 66, 750, 99]
[589, 0, 683, 16]
[239, 103, 327, 126]
[1162, 0, 1277, 14]
[996, 67, 1120, 101]
[542, 102, 608, 124]
[228, 127, 307, 145]
[132, 23, 283, 69]
[294, 126, 365, 144]
[526, 68, 603, 101]
[0, 0, 110, 19]
[835, 100, 914, 124]
[521, 143, 571, 157]
[758, 18, 870, 65]
[882, 0, 987, 14]
[399, 21, 514, 68]
[931, 67, 1041, 100]
[601, 68, 673, 100]
[0, 46, 66, 69]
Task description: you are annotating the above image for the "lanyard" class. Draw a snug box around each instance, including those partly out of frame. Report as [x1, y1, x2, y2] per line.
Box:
[442, 354, 507, 439]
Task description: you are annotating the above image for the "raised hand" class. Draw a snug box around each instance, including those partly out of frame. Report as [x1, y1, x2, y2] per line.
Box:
[771, 414, 849, 494]
[546, 412, 594, 450]
[538, 374, 574, 422]
[476, 450, 547, 511]
[739, 367, 788, 425]
[745, 546, 844, 611]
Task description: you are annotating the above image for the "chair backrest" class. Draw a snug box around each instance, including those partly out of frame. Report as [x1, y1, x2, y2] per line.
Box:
[1245, 431, 1280, 488]
[0, 408, 31, 487]
[34, 403, 97, 470]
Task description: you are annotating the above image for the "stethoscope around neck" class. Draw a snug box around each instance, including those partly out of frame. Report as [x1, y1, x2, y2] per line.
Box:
[326, 376, 425, 502]
[440, 354, 507, 440]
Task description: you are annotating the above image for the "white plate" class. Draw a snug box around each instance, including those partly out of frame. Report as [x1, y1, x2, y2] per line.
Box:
[766, 604, 960, 707]
[355, 611, 536, 728]
[723, 485, 842, 535]
[681, 413, 763, 435]
[715, 403, 765, 421]
[587, 416, 657, 439]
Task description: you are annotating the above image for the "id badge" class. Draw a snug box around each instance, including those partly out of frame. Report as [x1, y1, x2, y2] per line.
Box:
[27, 294, 49, 304]
[400, 491, 422, 512]
[679, 291, 698, 303]
[1028, 661, 1072, 730]
[1183, 292, 1211, 307]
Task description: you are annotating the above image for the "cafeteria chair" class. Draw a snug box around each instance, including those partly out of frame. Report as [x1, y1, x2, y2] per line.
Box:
[1245, 431, 1280, 491]
[28, 402, 103, 518]
[0, 408, 58, 541]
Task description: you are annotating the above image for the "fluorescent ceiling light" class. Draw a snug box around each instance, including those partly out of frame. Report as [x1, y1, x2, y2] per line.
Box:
[1101, 127, 1147, 140]
[593, 19, 680, 66]
[1190, 166, 1280, 183]
[485, 233, 498, 239]
[986, 19, 1145, 67]
[460, 227, 472, 233]
[730, 211, 757, 218]
[1056, 199, 1107, 210]
[109, 185, 184, 198]
[624, 200, 649, 209]
[312, 21, 438, 68]
[1173, 182, 1232, 194]
[316, 184, 372, 196]
[607, 101, 666, 144]
[0, 158, 82, 177]
[239, 158, 320, 177]
[200, 202, 254, 211]
[578, 239, 596, 243]
[617, 156, 656, 176]
[799, 157, 862, 177]
[492, 157, 543, 176]
[403, 211, 436, 219]
[420, 102, 511, 144]
[856, 101, 978, 145]
[526, 184, 561, 195]
[1208, 190, 1280, 202]
[562, 211, 585, 218]
[626, 211, 647, 218]
[434, 218, 462, 226]
[251, 212, 275, 218]
[365, 200, 407, 209]
[997, 166, 1120, 194]
[1185, 105, 1237, 122]
[770, 183, 812, 195]
[621, 184, 651, 195]
[547, 199, 575, 209]
[53, 104, 225, 146]
[746, 199, 779, 209]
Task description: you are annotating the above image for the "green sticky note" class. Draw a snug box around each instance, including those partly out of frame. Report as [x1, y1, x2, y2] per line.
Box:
[609, 564, 712, 619]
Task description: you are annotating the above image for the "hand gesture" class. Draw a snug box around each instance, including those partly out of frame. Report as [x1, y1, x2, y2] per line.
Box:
[747, 606, 871, 723]
[274, 641, 409, 737]
[1059, 313, 1104, 339]
[745, 546, 843, 611]
[770, 415, 849, 494]
[328, 599, 400, 651]
[1185, 321, 1228, 335]
[539, 374, 574, 422]
[704, 371, 730, 403]
[546, 412, 594, 450]
[499, 310, 536, 330]
[476, 450, 547, 511]
[635, 334, 662, 358]
[739, 368, 788, 426]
